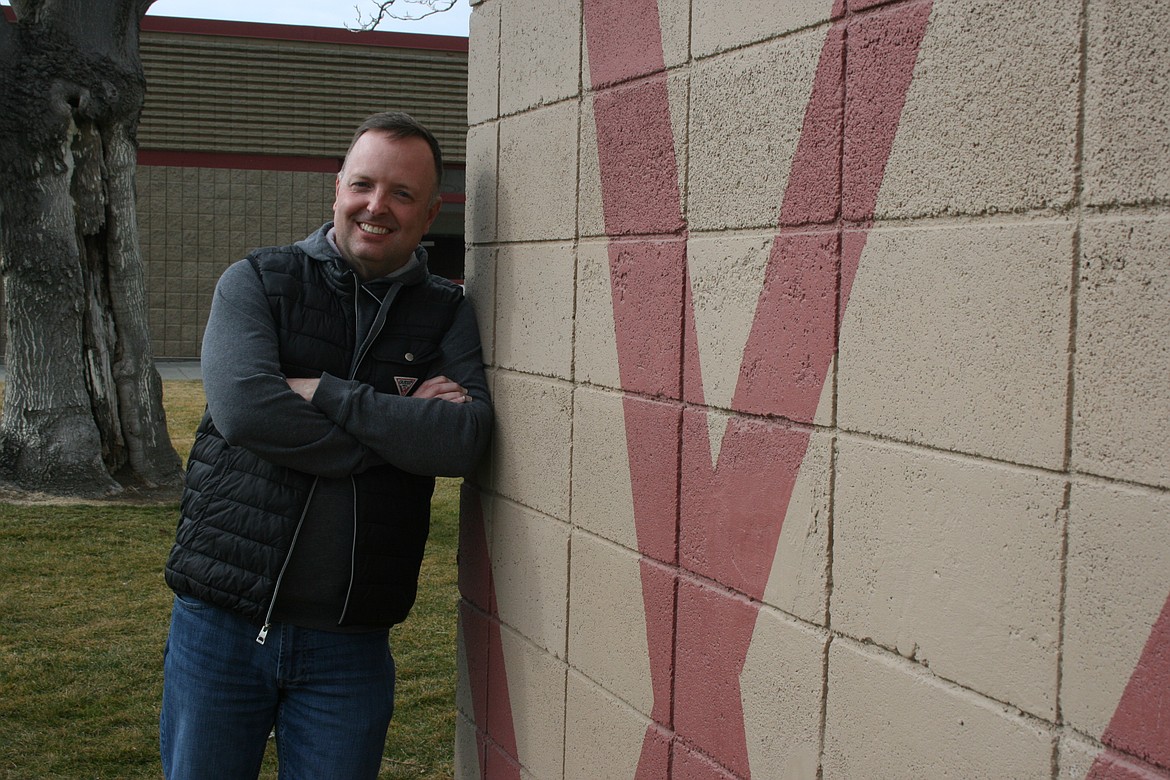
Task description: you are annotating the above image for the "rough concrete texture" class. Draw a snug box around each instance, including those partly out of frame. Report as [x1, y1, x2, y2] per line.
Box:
[1073, 217, 1170, 489]
[1083, 1, 1170, 207]
[465, 124, 498, 245]
[488, 371, 572, 521]
[692, 0, 830, 58]
[497, 103, 578, 243]
[874, 0, 1080, 218]
[494, 242, 575, 380]
[838, 222, 1073, 470]
[758, 431, 832, 625]
[489, 497, 570, 656]
[1063, 482, 1170, 751]
[460, 0, 1170, 777]
[499, 625, 567, 779]
[824, 640, 1055, 778]
[685, 233, 776, 413]
[570, 241, 623, 390]
[578, 73, 689, 239]
[564, 671, 656, 780]
[497, 0, 579, 115]
[462, 245, 496, 364]
[571, 388, 663, 553]
[567, 531, 655, 716]
[466, 0, 500, 126]
[688, 29, 828, 232]
[833, 437, 1065, 719]
[739, 607, 827, 778]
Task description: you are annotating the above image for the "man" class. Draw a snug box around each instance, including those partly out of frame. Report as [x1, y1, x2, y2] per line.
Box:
[160, 112, 491, 779]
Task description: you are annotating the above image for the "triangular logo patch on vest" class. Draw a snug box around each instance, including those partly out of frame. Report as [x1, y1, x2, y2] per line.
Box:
[395, 376, 418, 396]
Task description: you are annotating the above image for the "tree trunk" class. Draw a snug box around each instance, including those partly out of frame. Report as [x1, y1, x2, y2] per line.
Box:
[0, 0, 180, 498]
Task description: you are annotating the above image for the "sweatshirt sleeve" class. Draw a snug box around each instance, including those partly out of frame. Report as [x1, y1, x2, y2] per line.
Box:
[200, 260, 382, 478]
[310, 297, 493, 478]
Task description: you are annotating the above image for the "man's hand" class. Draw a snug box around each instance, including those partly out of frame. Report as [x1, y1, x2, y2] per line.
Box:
[286, 377, 320, 402]
[414, 375, 471, 404]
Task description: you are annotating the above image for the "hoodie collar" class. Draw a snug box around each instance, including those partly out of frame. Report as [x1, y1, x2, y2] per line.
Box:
[295, 222, 430, 287]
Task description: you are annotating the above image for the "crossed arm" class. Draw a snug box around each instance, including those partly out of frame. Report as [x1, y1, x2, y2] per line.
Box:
[201, 260, 492, 479]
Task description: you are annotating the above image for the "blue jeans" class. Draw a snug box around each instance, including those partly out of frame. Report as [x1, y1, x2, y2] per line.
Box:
[160, 594, 395, 780]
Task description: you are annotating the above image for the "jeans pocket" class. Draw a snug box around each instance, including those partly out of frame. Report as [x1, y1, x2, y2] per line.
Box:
[174, 591, 211, 611]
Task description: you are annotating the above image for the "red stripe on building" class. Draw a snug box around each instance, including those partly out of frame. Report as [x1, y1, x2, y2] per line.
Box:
[584, 0, 932, 776]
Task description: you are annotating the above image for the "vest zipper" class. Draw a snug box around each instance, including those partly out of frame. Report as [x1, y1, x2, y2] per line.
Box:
[338, 475, 359, 624]
[256, 477, 319, 644]
[337, 275, 398, 626]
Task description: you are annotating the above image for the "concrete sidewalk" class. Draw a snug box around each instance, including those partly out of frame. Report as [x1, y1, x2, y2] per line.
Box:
[0, 359, 202, 382]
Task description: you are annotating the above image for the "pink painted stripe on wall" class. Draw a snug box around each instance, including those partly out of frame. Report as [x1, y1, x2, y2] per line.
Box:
[584, 0, 933, 776]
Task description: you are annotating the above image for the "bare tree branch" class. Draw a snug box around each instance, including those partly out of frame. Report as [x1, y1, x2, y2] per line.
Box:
[349, 0, 457, 33]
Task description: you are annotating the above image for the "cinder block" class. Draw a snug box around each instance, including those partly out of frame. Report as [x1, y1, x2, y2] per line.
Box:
[1073, 217, 1170, 490]
[838, 222, 1072, 469]
[692, 0, 831, 58]
[1084, 1, 1170, 206]
[689, 28, 830, 232]
[454, 712, 483, 780]
[463, 246, 496, 367]
[833, 437, 1064, 719]
[498, 103, 578, 242]
[674, 576, 761, 778]
[467, 0, 500, 125]
[583, 0, 689, 83]
[578, 73, 688, 239]
[494, 242, 574, 380]
[680, 410, 824, 601]
[456, 603, 487, 724]
[1057, 734, 1099, 780]
[1063, 481, 1170, 753]
[685, 233, 774, 413]
[574, 236, 686, 398]
[824, 640, 1054, 778]
[564, 671, 657, 780]
[490, 498, 570, 657]
[571, 387, 680, 561]
[465, 123, 497, 245]
[499, 625, 567, 780]
[490, 370, 572, 521]
[759, 430, 831, 625]
[740, 606, 827, 779]
[498, 0, 580, 115]
[567, 531, 655, 716]
[572, 241, 622, 389]
[687, 229, 838, 425]
[873, 0, 1080, 218]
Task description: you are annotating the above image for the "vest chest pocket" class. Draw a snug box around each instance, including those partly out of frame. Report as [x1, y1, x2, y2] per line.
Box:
[364, 336, 442, 396]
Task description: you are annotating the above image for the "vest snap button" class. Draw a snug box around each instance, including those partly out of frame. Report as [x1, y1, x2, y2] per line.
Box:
[405, 352, 415, 361]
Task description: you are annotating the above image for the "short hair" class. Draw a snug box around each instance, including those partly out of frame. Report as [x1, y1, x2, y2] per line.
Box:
[342, 111, 444, 198]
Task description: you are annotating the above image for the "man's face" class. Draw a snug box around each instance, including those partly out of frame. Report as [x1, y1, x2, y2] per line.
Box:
[333, 130, 441, 280]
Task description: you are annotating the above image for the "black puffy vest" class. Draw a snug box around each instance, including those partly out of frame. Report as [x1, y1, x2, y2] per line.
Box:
[164, 245, 463, 628]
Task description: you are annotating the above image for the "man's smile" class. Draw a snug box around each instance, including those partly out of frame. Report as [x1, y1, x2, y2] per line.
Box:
[358, 222, 392, 235]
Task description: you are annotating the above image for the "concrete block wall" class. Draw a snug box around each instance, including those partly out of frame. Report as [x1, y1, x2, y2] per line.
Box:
[136, 166, 335, 357]
[458, 0, 1170, 778]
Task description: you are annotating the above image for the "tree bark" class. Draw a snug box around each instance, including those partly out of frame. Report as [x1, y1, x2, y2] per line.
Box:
[0, 0, 180, 498]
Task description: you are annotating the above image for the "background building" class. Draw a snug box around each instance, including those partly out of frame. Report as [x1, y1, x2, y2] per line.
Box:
[136, 16, 468, 358]
[457, 0, 1170, 778]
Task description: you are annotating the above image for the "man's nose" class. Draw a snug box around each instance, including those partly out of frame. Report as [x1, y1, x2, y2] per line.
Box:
[366, 188, 390, 214]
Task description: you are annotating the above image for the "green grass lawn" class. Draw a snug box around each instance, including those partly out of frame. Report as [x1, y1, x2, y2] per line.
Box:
[0, 381, 459, 779]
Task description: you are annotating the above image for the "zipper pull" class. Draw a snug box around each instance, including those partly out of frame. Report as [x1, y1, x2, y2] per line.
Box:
[256, 623, 270, 645]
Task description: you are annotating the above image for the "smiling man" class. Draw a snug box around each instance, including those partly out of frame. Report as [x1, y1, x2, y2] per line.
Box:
[159, 112, 492, 779]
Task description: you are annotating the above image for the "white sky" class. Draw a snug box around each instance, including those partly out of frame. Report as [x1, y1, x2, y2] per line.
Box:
[146, 0, 471, 37]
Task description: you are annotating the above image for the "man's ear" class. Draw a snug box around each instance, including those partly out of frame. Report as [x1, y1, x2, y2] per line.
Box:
[425, 196, 442, 230]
